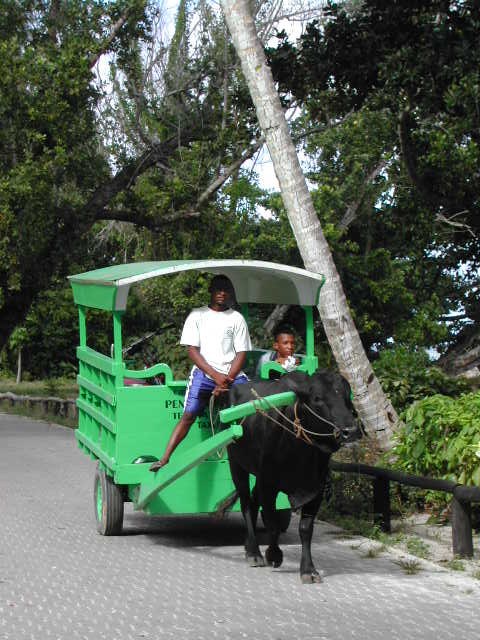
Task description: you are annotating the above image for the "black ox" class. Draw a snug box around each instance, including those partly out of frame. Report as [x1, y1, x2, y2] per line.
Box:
[226, 369, 360, 584]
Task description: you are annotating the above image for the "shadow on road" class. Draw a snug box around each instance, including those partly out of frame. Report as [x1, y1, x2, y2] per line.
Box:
[122, 509, 298, 547]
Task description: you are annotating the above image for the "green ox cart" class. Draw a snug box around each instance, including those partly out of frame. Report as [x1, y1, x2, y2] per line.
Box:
[68, 260, 325, 534]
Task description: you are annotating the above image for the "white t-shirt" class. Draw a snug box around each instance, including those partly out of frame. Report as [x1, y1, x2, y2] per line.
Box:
[180, 306, 252, 375]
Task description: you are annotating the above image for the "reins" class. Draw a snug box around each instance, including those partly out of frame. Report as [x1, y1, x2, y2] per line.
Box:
[248, 388, 342, 447]
[208, 386, 343, 452]
[209, 393, 228, 458]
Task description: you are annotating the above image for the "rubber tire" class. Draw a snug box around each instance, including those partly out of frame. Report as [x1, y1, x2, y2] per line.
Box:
[261, 508, 292, 533]
[94, 467, 124, 535]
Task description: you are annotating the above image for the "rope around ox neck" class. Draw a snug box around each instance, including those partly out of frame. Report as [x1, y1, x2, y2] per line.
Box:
[249, 388, 340, 445]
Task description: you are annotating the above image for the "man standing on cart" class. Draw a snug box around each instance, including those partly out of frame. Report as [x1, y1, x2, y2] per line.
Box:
[150, 275, 251, 472]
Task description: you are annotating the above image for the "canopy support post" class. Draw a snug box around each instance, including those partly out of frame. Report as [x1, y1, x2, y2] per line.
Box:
[113, 311, 124, 362]
[78, 306, 87, 347]
[302, 306, 318, 374]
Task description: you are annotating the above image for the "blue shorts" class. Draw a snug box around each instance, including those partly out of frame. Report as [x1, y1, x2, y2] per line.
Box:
[184, 368, 248, 416]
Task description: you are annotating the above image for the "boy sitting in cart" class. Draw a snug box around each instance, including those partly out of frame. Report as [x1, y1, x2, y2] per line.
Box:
[150, 275, 251, 472]
[256, 324, 299, 378]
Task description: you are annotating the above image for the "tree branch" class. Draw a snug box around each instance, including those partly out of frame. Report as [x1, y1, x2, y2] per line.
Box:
[338, 159, 387, 232]
[99, 207, 201, 230]
[196, 136, 265, 208]
[436, 211, 475, 237]
[89, 7, 133, 68]
[48, 0, 61, 43]
[86, 135, 186, 223]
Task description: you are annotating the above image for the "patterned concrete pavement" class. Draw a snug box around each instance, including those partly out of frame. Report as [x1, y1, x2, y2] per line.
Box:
[1, 413, 480, 640]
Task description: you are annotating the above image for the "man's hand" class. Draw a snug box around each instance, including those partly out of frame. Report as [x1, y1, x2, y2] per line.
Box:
[187, 347, 232, 389]
[212, 372, 230, 388]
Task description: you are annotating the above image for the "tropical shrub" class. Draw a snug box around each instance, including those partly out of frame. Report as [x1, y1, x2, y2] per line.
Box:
[390, 393, 480, 487]
[373, 347, 471, 413]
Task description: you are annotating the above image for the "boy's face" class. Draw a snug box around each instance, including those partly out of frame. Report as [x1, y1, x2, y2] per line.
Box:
[273, 333, 295, 359]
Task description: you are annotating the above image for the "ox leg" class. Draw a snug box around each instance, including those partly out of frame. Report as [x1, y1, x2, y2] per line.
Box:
[258, 484, 283, 569]
[251, 481, 261, 532]
[299, 493, 324, 584]
[229, 462, 264, 567]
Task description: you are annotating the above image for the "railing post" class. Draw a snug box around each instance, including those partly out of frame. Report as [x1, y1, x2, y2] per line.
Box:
[373, 477, 391, 533]
[451, 496, 473, 558]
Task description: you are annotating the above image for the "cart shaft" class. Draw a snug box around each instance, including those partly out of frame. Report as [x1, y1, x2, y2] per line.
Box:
[218, 391, 296, 424]
[134, 424, 243, 510]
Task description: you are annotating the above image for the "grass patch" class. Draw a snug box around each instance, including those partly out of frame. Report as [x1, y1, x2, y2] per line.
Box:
[320, 512, 409, 548]
[441, 557, 466, 572]
[0, 377, 78, 399]
[395, 559, 423, 575]
[363, 544, 386, 559]
[327, 514, 383, 540]
[405, 536, 432, 560]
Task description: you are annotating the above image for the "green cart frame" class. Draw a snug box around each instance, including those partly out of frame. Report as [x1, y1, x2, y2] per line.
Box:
[68, 260, 325, 534]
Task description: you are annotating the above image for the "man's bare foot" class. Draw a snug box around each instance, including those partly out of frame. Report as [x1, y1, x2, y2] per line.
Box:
[149, 457, 169, 472]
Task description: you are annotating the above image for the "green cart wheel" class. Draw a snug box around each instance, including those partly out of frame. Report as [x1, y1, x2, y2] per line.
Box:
[94, 466, 124, 535]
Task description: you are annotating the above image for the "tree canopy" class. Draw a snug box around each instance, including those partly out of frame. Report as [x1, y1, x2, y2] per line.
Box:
[2, 0, 480, 381]
[267, 0, 480, 364]
[0, 0, 262, 356]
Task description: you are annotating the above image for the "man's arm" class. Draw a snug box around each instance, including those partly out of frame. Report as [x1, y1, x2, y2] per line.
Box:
[227, 351, 247, 381]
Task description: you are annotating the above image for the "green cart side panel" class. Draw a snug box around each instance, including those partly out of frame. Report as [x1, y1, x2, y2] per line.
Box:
[75, 348, 118, 470]
[133, 425, 243, 510]
[133, 460, 289, 515]
[112, 384, 242, 514]
[74, 348, 290, 515]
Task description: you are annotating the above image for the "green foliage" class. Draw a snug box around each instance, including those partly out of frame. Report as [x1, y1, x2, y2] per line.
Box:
[44, 378, 61, 397]
[268, 0, 480, 357]
[373, 347, 471, 413]
[390, 392, 480, 487]
[0, 281, 160, 379]
[0, 0, 152, 350]
[3, 0, 480, 386]
[405, 537, 431, 560]
[1, 286, 79, 379]
[442, 557, 466, 572]
[0, 377, 77, 398]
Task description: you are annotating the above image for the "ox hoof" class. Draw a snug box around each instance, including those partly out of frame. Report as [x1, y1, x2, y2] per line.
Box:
[246, 553, 265, 567]
[266, 546, 283, 568]
[300, 570, 324, 584]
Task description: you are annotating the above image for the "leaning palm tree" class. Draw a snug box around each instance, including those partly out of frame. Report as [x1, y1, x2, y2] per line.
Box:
[220, 0, 397, 447]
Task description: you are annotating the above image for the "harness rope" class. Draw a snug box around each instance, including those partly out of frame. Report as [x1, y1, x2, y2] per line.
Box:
[208, 386, 343, 452]
[249, 388, 340, 444]
[209, 393, 228, 458]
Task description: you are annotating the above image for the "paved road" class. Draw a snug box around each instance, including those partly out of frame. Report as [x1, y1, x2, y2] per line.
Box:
[1, 414, 480, 640]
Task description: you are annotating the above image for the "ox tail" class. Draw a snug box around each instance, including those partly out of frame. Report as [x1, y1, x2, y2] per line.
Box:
[213, 490, 239, 519]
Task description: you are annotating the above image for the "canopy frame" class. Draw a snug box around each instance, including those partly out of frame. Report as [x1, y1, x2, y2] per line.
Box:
[68, 260, 325, 311]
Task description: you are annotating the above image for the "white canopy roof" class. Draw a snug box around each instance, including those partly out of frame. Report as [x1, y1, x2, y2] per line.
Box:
[68, 260, 325, 310]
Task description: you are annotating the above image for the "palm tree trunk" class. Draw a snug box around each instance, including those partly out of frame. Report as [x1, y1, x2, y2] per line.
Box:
[220, 0, 397, 447]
